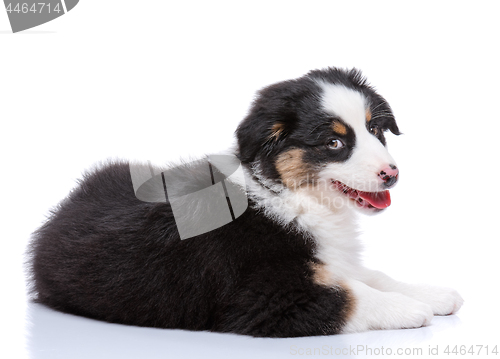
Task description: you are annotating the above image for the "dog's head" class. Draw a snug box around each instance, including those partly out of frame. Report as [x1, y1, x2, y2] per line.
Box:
[236, 68, 401, 214]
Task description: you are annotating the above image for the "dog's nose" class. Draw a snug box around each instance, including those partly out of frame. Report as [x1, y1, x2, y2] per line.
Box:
[379, 165, 399, 188]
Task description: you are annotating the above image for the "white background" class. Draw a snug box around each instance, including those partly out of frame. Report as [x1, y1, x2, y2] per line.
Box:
[1, 1, 499, 358]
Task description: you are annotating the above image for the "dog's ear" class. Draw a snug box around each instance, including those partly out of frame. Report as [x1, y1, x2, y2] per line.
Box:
[370, 95, 402, 136]
[236, 80, 306, 164]
[387, 118, 402, 136]
[237, 115, 292, 164]
[262, 121, 288, 156]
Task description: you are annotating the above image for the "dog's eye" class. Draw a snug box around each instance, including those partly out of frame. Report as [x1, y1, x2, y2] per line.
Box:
[328, 139, 344, 150]
[369, 126, 379, 136]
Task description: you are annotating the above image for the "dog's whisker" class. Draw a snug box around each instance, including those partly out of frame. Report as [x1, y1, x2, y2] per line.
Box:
[370, 102, 387, 112]
[371, 113, 395, 120]
[308, 122, 327, 135]
[371, 110, 394, 117]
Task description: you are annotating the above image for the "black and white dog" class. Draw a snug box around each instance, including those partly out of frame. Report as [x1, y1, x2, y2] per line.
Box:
[29, 68, 463, 337]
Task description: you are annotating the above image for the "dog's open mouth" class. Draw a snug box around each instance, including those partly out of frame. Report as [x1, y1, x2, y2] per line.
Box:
[332, 180, 391, 209]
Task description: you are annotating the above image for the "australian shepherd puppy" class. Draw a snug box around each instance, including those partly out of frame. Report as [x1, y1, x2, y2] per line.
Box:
[29, 67, 463, 337]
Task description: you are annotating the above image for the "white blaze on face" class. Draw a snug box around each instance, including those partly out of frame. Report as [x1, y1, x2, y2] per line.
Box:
[317, 82, 396, 193]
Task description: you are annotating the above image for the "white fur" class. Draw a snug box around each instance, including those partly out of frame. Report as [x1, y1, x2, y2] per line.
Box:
[318, 82, 368, 131]
[359, 269, 464, 316]
[341, 279, 434, 333]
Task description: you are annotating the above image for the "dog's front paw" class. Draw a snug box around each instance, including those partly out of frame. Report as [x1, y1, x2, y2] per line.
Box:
[343, 281, 434, 333]
[404, 285, 464, 316]
[378, 292, 434, 330]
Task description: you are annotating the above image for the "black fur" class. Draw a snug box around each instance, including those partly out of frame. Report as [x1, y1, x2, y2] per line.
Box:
[29, 162, 350, 337]
[28, 67, 397, 337]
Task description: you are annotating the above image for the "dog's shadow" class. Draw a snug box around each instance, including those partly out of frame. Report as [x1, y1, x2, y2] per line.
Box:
[26, 302, 460, 359]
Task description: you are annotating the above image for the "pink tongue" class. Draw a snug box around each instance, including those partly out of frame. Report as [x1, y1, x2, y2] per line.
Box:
[358, 190, 391, 209]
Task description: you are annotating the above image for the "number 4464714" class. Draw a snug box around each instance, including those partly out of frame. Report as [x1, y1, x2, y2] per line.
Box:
[444, 345, 498, 355]
[6, 3, 62, 14]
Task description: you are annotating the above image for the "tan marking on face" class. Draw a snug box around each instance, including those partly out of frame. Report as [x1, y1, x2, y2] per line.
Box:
[268, 122, 285, 141]
[366, 108, 372, 122]
[332, 121, 347, 136]
[275, 148, 309, 189]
